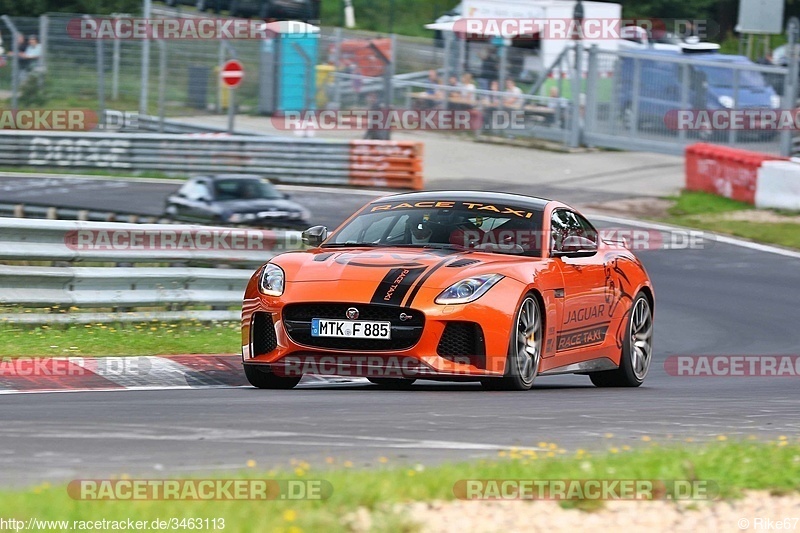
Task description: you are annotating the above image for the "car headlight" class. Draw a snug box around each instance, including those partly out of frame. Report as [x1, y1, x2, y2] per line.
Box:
[771, 94, 782, 109]
[434, 274, 504, 305]
[718, 95, 734, 109]
[228, 213, 256, 223]
[259, 263, 285, 296]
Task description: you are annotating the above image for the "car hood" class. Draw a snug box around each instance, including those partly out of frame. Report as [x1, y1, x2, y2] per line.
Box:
[273, 247, 534, 287]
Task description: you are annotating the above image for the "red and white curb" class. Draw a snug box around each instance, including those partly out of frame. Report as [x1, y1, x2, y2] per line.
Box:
[0, 355, 363, 394]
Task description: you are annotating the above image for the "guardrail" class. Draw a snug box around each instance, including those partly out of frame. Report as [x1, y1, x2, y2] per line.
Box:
[0, 131, 424, 190]
[0, 202, 167, 224]
[0, 218, 303, 323]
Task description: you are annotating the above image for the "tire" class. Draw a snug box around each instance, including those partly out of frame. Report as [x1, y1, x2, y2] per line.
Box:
[367, 377, 416, 389]
[481, 295, 542, 391]
[590, 292, 653, 388]
[244, 364, 302, 389]
[259, 0, 270, 19]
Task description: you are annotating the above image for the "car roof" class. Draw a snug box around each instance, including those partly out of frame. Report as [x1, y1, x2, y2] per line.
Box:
[371, 190, 551, 210]
[624, 49, 751, 64]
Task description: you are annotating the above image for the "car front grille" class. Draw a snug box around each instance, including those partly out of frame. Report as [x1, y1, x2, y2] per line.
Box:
[283, 303, 424, 351]
[252, 312, 278, 356]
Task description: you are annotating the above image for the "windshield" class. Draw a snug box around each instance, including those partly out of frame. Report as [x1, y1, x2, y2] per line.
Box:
[325, 200, 545, 257]
[213, 179, 282, 201]
[697, 65, 767, 88]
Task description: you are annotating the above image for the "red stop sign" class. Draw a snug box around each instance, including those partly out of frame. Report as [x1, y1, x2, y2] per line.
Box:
[221, 59, 244, 88]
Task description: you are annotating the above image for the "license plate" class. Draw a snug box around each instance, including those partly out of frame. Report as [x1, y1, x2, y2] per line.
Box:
[311, 319, 391, 339]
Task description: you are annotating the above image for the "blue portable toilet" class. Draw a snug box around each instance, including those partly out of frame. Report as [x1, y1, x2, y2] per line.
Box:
[259, 21, 320, 114]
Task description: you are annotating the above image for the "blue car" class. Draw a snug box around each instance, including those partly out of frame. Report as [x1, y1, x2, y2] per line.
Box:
[616, 49, 781, 140]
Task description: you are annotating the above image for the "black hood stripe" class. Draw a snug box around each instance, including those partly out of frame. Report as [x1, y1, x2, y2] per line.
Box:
[402, 257, 454, 307]
[370, 267, 427, 305]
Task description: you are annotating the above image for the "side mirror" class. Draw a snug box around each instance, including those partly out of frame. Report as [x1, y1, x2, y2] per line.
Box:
[282, 193, 291, 199]
[553, 235, 597, 258]
[302, 225, 328, 247]
[198, 196, 212, 203]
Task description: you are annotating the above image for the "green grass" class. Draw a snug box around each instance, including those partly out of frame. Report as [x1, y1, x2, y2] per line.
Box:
[659, 191, 800, 250]
[0, 440, 797, 532]
[0, 320, 240, 357]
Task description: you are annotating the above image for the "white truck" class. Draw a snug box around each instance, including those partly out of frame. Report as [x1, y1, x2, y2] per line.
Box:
[427, 0, 623, 80]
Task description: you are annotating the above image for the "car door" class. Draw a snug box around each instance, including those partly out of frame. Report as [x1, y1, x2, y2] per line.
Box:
[550, 209, 609, 355]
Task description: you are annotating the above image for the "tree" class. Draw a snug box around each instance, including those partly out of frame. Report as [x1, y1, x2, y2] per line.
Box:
[0, 0, 141, 17]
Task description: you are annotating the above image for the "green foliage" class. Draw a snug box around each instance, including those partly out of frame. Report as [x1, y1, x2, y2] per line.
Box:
[0, 0, 141, 17]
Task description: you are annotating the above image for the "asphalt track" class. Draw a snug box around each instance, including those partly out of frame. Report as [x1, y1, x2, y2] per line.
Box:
[1, 177, 800, 487]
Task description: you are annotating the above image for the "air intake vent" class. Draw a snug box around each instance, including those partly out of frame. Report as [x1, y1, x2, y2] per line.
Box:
[447, 258, 480, 268]
[437, 321, 486, 368]
[252, 312, 277, 356]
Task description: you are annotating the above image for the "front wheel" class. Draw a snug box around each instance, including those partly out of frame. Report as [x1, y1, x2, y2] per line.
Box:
[590, 292, 653, 387]
[244, 364, 302, 389]
[481, 295, 542, 391]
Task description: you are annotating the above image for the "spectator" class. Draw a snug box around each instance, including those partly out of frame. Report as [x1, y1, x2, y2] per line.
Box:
[447, 75, 461, 99]
[503, 78, 523, 107]
[479, 48, 499, 89]
[756, 51, 774, 66]
[21, 35, 42, 72]
[6, 33, 26, 65]
[482, 80, 500, 106]
[425, 69, 443, 99]
[460, 73, 476, 102]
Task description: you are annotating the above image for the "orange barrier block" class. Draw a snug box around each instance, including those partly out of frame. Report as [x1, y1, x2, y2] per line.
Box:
[685, 143, 788, 204]
[349, 141, 424, 190]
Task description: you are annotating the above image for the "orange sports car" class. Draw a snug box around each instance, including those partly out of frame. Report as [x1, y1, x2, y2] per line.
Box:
[241, 191, 654, 390]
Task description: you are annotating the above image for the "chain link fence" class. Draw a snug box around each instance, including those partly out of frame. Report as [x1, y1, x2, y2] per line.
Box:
[1, 12, 798, 156]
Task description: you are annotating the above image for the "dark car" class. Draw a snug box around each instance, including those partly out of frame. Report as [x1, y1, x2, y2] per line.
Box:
[223, 0, 316, 20]
[164, 174, 311, 228]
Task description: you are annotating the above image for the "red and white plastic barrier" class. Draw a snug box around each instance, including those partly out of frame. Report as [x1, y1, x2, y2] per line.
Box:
[685, 143, 800, 209]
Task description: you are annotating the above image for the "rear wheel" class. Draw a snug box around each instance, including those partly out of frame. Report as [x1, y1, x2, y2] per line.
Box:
[244, 364, 302, 389]
[481, 295, 541, 391]
[590, 292, 653, 387]
[367, 378, 416, 389]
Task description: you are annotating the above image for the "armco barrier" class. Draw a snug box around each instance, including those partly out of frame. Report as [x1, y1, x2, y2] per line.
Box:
[685, 143, 788, 204]
[0, 218, 304, 323]
[0, 131, 424, 190]
[755, 160, 800, 210]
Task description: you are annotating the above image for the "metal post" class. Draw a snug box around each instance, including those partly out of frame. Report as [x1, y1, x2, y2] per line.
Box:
[728, 69, 739, 145]
[332, 27, 343, 109]
[497, 43, 507, 93]
[216, 41, 225, 113]
[442, 30, 452, 87]
[97, 32, 105, 126]
[568, 0, 584, 148]
[780, 17, 800, 156]
[678, 63, 689, 143]
[630, 57, 641, 136]
[569, 42, 582, 147]
[140, 0, 152, 114]
[158, 40, 167, 132]
[583, 45, 598, 142]
[39, 15, 48, 71]
[112, 15, 124, 100]
[2, 16, 20, 111]
[228, 89, 236, 133]
[457, 32, 466, 82]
